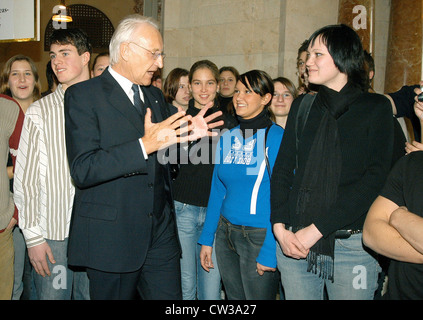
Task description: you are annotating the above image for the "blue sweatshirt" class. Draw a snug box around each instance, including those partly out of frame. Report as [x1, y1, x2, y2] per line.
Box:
[198, 124, 284, 267]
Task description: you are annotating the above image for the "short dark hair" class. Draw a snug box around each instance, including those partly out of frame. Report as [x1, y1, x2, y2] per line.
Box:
[363, 50, 375, 73]
[363, 50, 375, 90]
[308, 24, 367, 91]
[49, 28, 92, 56]
[92, 51, 109, 71]
[45, 60, 58, 90]
[238, 70, 274, 108]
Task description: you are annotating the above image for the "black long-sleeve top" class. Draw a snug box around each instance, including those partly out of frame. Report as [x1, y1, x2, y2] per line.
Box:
[388, 85, 421, 142]
[172, 100, 236, 207]
[271, 90, 394, 237]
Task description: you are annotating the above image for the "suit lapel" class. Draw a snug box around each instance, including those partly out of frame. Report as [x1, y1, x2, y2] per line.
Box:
[141, 86, 163, 124]
[102, 70, 145, 135]
[100, 70, 175, 211]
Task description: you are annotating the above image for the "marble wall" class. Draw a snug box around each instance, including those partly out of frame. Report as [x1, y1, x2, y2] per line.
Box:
[338, 0, 374, 53]
[163, 0, 284, 78]
[384, 0, 422, 93]
[0, 0, 396, 93]
[282, 0, 340, 89]
[162, 0, 392, 93]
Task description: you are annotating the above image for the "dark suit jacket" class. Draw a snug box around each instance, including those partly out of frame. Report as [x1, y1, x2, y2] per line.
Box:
[64, 69, 177, 273]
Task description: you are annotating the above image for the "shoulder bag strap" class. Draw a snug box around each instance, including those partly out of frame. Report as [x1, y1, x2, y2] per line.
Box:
[295, 93, 316, 169]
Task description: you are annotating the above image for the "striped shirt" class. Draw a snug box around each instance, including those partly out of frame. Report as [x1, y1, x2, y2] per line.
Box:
[14, 85, 75, 248]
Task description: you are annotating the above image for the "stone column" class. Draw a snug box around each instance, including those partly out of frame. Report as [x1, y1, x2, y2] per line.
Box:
[384, 0, 422, 93]
[384, 0, 422, 141]
[338, 0, 375, 53]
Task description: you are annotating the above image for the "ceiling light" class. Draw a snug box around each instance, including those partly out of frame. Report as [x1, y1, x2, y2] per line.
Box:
[52, 1, 72, 23]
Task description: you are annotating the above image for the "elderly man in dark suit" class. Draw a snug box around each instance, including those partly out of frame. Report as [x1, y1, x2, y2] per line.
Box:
[64, 14, 222, 300]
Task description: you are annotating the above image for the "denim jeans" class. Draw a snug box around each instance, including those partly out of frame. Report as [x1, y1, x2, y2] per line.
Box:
[215, 217, 279, 300]
[12, 226, 25, 299]
[277, 234, 381, 300]
[12, 226, 38, 300]
[32, 238, 90, 300]
[174, 201, 221, 300]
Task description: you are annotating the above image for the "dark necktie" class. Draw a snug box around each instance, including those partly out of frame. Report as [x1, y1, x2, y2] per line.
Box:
[132, 84, 145, 116]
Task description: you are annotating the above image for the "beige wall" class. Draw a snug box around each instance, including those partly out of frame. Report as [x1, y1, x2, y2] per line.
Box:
[163, 0, 391, 93]
[0, 0, 391, 93]
[282, 0, 339, 89]
[163, 0, 283, 77]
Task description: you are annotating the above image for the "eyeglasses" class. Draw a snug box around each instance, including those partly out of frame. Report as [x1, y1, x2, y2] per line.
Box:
[129, 42, 166, 60]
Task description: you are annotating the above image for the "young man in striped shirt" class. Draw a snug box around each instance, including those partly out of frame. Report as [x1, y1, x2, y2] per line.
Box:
[14, 28, 91, 300]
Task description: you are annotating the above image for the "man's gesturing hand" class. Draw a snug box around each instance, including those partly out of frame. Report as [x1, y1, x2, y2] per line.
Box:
[142, 102, 224, 155]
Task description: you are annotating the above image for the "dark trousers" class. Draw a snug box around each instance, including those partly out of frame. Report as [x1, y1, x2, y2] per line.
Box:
[87, 208, 182, 300]
[215, 217, 279, 300]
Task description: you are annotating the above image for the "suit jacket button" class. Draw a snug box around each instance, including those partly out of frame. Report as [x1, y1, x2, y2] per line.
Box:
[148, 183, 154, 188]
[148, 212, 153, 218]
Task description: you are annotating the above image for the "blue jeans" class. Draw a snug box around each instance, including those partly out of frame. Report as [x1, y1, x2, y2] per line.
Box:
[12, 226, 38, 300]
[12, 226, 26, 300]
[277, 234, 381, 300]
[215, 217, 279, 300]
[32, 238, 90, 300]
[174, 201, 221, 300]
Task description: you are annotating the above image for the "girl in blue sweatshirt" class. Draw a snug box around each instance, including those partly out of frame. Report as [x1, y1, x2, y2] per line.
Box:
[199, 70, 283, 300]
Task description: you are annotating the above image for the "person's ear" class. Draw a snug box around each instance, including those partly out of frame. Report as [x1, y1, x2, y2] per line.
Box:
[120, 43, 131, 62]
[82, 52, 91, 66]
[262, 93, 272, 105]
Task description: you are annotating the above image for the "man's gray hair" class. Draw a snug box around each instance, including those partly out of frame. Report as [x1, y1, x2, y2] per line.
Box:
[109, 14, 160, 66]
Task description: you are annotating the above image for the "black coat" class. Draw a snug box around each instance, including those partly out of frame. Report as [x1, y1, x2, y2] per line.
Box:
[271, 90, 395, 237]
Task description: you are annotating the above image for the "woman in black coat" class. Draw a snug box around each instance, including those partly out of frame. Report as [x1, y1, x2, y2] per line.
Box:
[271, 24, 394, 300]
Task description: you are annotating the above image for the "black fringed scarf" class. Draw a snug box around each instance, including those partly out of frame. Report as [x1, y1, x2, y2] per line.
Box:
[296, 82, 363, 281]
